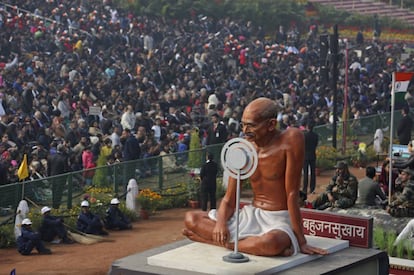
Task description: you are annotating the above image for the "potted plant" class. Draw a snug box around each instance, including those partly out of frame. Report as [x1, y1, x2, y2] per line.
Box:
[136, 188, 162, 219]
[187, 172, 201, 208]
[350, 142, 368, 168]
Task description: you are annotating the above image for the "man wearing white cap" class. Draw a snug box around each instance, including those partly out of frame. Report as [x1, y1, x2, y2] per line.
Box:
[17, 218, 52, 255]
[104, 198, 132, 230]
[38, 206, 74, 244]
[76, 200, 108, 235]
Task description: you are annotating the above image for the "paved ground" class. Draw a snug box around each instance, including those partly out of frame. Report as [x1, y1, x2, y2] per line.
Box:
[0, 165, 375, 275]
[1, 208, 188, 275]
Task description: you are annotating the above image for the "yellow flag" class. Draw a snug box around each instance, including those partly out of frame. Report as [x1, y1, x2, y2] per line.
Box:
[17, 154, 29, 181]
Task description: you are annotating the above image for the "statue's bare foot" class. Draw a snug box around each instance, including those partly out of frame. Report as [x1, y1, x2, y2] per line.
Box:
[182, 228, 207, 243]
[182, 228, 194, 238]
[281, 246, 293, 257]
[182, 228, 219, 246]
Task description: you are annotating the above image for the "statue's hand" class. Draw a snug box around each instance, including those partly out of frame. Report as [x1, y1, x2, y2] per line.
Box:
[300, 243, 329, 255]
[212, 223, 230, 246]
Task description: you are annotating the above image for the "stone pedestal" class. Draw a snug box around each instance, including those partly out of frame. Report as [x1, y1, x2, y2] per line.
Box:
[146, 236, 347, 274]
[108, 236, 390, 275]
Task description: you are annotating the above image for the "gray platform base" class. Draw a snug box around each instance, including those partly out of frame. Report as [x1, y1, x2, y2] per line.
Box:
[146, 236, 347, 274]
[108, 235, 393, 275]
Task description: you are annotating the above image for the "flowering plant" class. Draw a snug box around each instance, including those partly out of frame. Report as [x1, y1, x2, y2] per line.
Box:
[188, 171, 201, 201]
[137, 188, 162, 211]
[315, 146, 337, 170]
[352, 142, 369, 168]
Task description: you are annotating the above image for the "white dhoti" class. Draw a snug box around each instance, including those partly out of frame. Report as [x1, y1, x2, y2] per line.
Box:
[208, 205, 299, 255]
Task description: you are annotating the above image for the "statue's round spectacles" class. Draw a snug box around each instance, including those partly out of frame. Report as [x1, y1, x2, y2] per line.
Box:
[240, 119, 270, 129]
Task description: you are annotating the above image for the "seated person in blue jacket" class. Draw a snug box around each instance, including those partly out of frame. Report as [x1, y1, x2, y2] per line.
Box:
[76, 200, 108, 235]
[17, 218, 52, 255]
[39, 206, 74, 244]
[104, 198, 132, 230]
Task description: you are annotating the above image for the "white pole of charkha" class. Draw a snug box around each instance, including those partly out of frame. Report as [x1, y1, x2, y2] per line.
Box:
[220, 137, 258, 263]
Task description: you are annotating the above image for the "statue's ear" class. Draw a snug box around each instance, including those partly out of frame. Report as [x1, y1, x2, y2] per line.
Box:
[269, 118, 277, 130]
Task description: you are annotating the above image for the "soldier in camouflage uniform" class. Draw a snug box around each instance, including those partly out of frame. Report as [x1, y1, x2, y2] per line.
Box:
[387, 168, 414, 217]
[312, 161, 358, 210]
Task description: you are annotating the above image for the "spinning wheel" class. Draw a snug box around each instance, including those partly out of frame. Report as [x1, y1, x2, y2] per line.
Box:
[221, 138, 258, 180]
[220, 138, 258, 263]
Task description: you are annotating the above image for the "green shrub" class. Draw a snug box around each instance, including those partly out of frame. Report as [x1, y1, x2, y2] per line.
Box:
[396, 240, 405, 259]
[188, 128, 203, 169]
[0, 224, 15, 248]
[92, 154, 112, 187]
[373, 227, 386, 250]
[407, 244, 413, 260]
[373, 227, 414, 260]
[387, 231, 397, 257]
[158, 184, 188, 209]
[187, 174, 201, 201]
[118, 204, 138, 222]
[316, 146, 337, 170]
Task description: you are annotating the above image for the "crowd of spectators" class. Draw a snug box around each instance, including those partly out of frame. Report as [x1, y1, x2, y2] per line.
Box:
[0, 0, 413, 185]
